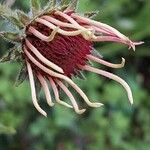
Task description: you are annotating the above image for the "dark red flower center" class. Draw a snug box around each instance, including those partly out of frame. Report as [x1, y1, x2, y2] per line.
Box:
[25, 13, 93, 77]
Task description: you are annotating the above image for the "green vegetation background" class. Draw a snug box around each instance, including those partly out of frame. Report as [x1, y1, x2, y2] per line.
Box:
[0, 0, 149, 149]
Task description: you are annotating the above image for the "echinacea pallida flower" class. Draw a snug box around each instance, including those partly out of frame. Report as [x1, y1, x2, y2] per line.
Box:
[0, 0, 143, 117]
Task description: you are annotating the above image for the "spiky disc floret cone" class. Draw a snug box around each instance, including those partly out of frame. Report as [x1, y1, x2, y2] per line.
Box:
[0, 0, 143, 116]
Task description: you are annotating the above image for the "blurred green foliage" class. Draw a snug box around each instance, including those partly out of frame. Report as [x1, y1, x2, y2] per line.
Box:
[0, 0, 150, 149]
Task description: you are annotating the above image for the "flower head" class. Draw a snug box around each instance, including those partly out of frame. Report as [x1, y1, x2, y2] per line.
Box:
[0, 0, 143, 116]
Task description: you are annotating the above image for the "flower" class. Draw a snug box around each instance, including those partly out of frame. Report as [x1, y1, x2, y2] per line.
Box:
[0, 0, 143, 117]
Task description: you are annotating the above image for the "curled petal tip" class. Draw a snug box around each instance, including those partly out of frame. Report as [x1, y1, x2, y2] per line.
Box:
[67, 105, 73, 108]
[99, 103, 104, 106]
[129, 41, 144, 51]
[132, 45, 136, 51]
[134, 41, 144, 45]
[77, 109, 86, 114]
[43, 112, 47, 117]
[121, 57, 126, 67]
[60, 69, 64, 74]
[91, 102, 104, 107]
[40, 109, 47, 117]
[48, 103, 55, 107]
[57, 99, 73, 108]
[130, 98, 134, 105]
[128, 41, 136, 51]
[128, 93, 134, 105]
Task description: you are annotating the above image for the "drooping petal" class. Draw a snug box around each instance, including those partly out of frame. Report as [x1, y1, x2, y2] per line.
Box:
[49, 77, 73, 108]
[82, 65, 133, 104]
[71, 13, 143, 50]
[87, 55, 125, 68]
[37, 73, 54, 107]
[26, 61, 47, 117]
[24, 48, 103, 108]
[56, 79, 86, 114]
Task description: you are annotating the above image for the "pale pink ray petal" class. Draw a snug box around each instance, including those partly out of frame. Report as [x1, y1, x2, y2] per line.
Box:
[82, 65, 133, 104]
[35, 18, 86, 36]
[37, 73, 55, 107]
[28, 26, 59, 42]
[71, 13, 128, 40]
[55, 11, 80, 26]
[87, 55, 125, 68]
[48, 77, 73, 108]
[42, 15, 80, 29]
[25, 39, 64, 73]
[128, 41, 144, 51]
[93, 35, 129, 45]
[53, 11, 96, 40]
[24, 47, 103, 108]
[72, 14, 144, 50]
[94, 36, 143, 50]
[56, 80, 86, 114]
[87, 25, 115, 36]
[133, 41, 144, 45]
[37, 17, 96, 40]
[26, 61, 47, 117]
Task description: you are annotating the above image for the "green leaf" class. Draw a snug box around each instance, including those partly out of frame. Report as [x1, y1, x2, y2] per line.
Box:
[0, 123, 16, 135]
[0, 47, 20, 63]
[15, 64, 28, 87]
[30, 0, 41, 16]
[17, 10, 30, 26]
[0, 32, 21, 43]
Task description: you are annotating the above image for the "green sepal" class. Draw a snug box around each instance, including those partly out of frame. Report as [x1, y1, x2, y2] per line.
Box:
[0, 31, 21, 43]
[15, 63, 28, 86]
[75, 70, 86, 80]
[7, 15, 24, 29]
[60, 0, 68, 5]
[1, 14, 24, 29]
[91, 49, 103, 59]
[51, 0, 57, 6]
[51, 0, 66, 7]
[42, 1, 54, 13]
[17, 10, 30, 26]
[77, 72, 86, 80]
[0, 4, 24, 29]
[30, 0, 41, 17]
[0, 3, 13, 16]
[65, 0, 78, 11]
[84, 11, 99, 18]
[0, 46, 20, 63]
[60, 4, 70, 11]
